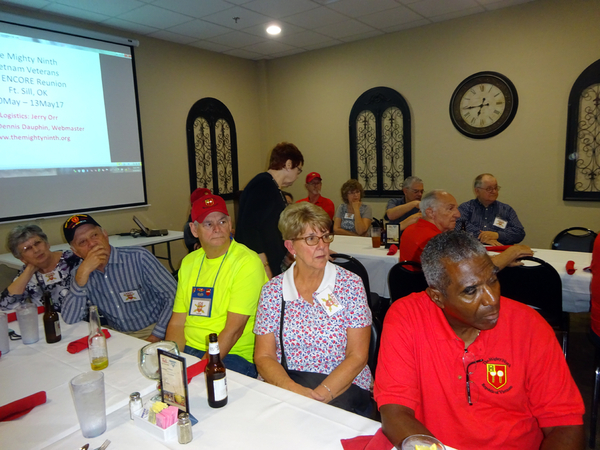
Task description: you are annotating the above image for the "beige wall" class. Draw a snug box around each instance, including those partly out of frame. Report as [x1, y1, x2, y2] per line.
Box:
[1, 0, 599, 286]
[265, 0, 600, 248]
[0, 4, 267, 281]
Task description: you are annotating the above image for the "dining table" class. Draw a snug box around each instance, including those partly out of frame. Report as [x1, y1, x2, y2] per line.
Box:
[331, 235, 592, 313]
[1, 316, 384, 450]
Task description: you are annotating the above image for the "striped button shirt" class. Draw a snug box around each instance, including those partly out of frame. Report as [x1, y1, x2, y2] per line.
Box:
[62, 246, 176, 338]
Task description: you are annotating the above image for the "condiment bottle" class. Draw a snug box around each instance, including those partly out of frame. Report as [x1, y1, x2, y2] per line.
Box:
[177, 412, 193, 444]
[88, 306, 109, 370]
[129, 392, 143, 419]
[205, 333, 227, 408]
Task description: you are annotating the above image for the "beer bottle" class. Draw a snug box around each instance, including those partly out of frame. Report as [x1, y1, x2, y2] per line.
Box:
[205, 333, 227, 408]
[42, 292, 61, 343]
[88, 306, 109, 370]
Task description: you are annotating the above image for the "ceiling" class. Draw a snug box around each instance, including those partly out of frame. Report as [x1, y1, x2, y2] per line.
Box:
[1, 0, 535, 60]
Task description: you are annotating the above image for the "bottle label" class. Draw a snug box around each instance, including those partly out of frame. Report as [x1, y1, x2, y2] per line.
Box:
[208, 342, 220, 355]
[212, 376, 227, 401]
[54, 320, 61, 337]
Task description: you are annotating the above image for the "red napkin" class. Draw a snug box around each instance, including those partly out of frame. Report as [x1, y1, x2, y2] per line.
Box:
[67, 329, 111, 354]
[6, 305, 45, 323]
[0, 391, 47, 421]
[341, 428, 394, 450]
[186, 359, 208, 383]
[387, 245, 398, 256]
[485, 245, 511, 252]
[566, 260, 576, 275]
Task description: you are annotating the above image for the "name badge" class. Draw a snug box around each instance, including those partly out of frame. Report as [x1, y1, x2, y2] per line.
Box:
[493, 217, 507, 229]
[120, 290, 141, 302]
[42, 268, 62, 286]
[344, 213, 355, 220]
[315, 287, 344, 317]
[189, 287, 213, 317]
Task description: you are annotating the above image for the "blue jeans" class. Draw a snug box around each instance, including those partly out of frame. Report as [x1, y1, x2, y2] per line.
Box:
[184, 345, 258, 379]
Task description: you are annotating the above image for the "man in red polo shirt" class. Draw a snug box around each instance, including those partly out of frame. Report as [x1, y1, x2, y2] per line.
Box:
[375, 231, 585, 450]
[399, 189, 459, 264]
[296, 172, 335, 220]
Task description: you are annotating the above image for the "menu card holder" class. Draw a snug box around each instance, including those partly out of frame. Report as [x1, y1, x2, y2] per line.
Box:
[386, 224, 400, 248]
[157, 349, 190, 414]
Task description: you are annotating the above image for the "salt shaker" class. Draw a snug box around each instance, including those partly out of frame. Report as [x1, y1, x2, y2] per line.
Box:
[177, 412, 193, 444]
[129, 392, 143, 419]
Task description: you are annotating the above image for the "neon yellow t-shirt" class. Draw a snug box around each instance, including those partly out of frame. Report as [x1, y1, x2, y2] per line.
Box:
[173, 239, 267, 363]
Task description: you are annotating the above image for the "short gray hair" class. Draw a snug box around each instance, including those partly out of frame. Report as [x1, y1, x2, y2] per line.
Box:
[402, 176, 423, 189]
[419, 189, 446, 217]
[279, 202, 331, 240]
[7, 224, 48, 258]
[421, 231, 488, 295]
[474, 173, 495, 189]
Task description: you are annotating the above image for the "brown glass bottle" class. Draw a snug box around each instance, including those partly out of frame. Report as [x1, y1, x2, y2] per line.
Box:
[205, 333, 227, 408]
[42, 292, 61, 343]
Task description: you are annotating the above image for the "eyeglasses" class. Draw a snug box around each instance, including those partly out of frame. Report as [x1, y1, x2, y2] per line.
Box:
[292, 233, 334, 246]
[296, 167, 303, 174]
[199, 218, 229, 231]
[478, 186, 501, 193]
[21, 239, 45, 254]
[463, 352, 483, 406]
[409, 188, 425, 195]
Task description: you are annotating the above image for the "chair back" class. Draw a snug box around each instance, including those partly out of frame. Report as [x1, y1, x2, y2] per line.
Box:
[496, 256, 563, 324]
[388, 261, 428, 302]
[551, 227, 597, 253]
[331, 253, 371, 294]
[368, 316, 382, 375]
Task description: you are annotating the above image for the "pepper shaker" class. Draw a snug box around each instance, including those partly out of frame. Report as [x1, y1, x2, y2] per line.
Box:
[129, 392, 143, 419]
[177, 412, 193, 444]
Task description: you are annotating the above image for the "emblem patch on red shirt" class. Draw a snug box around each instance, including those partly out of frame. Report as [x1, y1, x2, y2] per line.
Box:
[486, 363, 507, 389]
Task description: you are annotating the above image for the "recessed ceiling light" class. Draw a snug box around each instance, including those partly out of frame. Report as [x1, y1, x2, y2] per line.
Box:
[267, 25, 281, 35]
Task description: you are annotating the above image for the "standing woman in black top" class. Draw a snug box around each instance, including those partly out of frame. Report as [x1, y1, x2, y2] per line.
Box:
[235, 142, 304, 279]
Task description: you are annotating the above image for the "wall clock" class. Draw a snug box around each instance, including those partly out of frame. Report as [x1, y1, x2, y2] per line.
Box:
[449, 71, 518, 139]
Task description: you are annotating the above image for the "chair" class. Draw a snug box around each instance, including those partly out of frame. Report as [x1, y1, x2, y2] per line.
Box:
[387, 261, 428, 303]
[331, 253, 380, 315]
[591, 334, 600, 448]
[496, 256, 569, 358]
[551, 227, 597, 253]
[368, 316, 382, 375]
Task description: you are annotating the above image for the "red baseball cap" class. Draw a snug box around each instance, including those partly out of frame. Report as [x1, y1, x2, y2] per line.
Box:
[191, 194, 229, 223]
[190, 187, 212, 205]
[306, 172, 322, 184]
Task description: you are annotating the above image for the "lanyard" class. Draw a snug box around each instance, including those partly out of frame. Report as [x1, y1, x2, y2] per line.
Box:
[194, 250, 229, 288]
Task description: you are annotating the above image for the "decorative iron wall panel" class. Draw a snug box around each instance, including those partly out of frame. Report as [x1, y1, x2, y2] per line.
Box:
[564, 59, 600, 201]
[186, 98, 238, 201]
[349, 87, 411, 197]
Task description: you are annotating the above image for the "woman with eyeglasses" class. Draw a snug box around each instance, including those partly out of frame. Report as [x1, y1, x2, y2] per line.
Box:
[1, 224, 80, 312]
[253, 202, 372, 416]
[333, 179, 372, 237]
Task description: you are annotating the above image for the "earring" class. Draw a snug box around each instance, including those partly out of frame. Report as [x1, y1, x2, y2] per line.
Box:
[293, 254, 296, 259]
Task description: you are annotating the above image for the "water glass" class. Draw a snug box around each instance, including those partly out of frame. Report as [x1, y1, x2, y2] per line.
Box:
[371, 227, 382, 248]
[0, 312, 9, 354]
[69, 371, 107, 438]
[401, 434, 446, 450]
[16, 303, 39, 344]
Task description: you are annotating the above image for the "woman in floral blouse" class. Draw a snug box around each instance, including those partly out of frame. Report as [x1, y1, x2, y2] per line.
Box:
[1, 224, 80, 312]
[253, 202, 372, 415]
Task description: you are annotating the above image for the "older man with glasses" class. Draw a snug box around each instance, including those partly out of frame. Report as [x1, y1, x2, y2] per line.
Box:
[166, 194, 267, 377]
[375, 231, 584, 450]
[455, 173, 525, 245]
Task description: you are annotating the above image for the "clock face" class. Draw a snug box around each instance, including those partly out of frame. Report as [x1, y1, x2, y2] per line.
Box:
[450, 72, 518, 139]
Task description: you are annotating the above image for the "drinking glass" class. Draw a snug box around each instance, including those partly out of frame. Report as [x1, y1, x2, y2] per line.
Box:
[371, 227, 381, 248]
[138, 340, 179, 400]
[70, 371, 107, 438]
[401, 434, 446, 450]
[0, 312, 9, 354]
[16, 303, 39, 344]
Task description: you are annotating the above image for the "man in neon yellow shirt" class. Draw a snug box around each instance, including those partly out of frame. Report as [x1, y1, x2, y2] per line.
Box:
[166, 194, 267, 377]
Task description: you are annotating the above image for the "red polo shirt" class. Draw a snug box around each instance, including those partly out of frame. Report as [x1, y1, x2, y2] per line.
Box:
[374, 292, 584, 450]
[399, 218, 441, 263]
[296, 195, 335, 220]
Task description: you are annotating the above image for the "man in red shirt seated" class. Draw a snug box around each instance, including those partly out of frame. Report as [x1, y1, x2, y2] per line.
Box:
[375, 231, 585, 450]
[400, 189, 531, 270]
[295, 172, 335, 220]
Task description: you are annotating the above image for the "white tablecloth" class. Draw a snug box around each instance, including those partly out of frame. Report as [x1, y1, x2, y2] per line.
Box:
[332, 236, 592, 313]
[2, 319, 382, 450]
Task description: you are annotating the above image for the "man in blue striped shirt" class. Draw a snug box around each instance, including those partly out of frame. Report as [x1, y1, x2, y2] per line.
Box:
[455, 174, 525, 245]
[61, 214, 176, 342]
